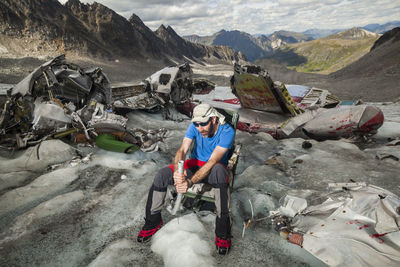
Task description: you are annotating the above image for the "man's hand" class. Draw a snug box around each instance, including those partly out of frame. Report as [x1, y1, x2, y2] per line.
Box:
[174, 169, 189, 193]
[176, 179, 189, 194]
[173, 170, 187, 186]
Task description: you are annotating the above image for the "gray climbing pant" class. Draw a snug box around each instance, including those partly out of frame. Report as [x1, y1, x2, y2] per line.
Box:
[144, 162, 231, 238]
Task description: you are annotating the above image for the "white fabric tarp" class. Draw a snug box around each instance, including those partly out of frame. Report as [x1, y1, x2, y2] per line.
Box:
[285, 185, 400, 266]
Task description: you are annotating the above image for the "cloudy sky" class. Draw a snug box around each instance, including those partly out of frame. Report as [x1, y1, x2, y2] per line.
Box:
[59, 0, 400, 36]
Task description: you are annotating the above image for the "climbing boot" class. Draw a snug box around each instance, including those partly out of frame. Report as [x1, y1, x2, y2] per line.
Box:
[137, 219, 163, 243]
[215, 235, 231, 255]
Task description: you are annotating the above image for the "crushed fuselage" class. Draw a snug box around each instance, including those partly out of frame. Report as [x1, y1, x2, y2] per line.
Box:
[0, 55, 167, 151]
[228, 64, 383, 139]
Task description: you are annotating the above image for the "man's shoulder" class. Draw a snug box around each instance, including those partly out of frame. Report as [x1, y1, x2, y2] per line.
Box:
[222, 123, 234, 131]
[220, 123, 234, 135]
[185, 122, 198, 138]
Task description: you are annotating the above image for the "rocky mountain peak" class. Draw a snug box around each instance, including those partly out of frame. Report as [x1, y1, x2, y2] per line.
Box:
[0, 0, 86, 58]
[166, 25, 179, 35]
[64, 0, 80, 8]
[128, 13, 145, 27]
[66, 0, 121, 28]
[0, 0, 67, 33]
[156, 24, 168, 35]
[155, 25, 165, 36]
[155, 24, 182, 43]
[154, 24, 244, 62]
[371, 27, 400, 51]
[64, 0, 165, 59]
[331, 27, 380, 40]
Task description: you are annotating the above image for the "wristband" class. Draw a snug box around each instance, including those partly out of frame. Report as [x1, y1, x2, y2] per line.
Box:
[187, 179, 193, 188]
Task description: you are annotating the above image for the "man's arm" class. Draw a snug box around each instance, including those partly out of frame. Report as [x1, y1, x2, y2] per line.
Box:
[173, 137, 192, 189]
[190, 145, 228, 184]
[174, 137, 192, 171]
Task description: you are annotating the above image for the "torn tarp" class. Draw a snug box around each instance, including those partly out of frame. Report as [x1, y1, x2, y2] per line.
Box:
[272, 184, 400, 266]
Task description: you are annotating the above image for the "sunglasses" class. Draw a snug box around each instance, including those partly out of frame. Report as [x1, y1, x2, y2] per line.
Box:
[193, 117, 212, 127]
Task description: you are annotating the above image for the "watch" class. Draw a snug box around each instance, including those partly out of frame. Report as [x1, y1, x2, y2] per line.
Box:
[187, 179, 193, 188]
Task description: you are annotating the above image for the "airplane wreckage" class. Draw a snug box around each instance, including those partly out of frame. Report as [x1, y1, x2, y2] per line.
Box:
[0, 55, 187, 151]
[0, 55, 385, 152]
[206, 63, 384, 140]
[1, 56, 398, 265]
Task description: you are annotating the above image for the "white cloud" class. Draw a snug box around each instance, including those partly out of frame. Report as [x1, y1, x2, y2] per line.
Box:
[58, 0, 400, 36]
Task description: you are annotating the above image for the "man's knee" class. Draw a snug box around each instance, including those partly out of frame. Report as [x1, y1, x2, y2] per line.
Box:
[153, 167, 173, 189]
[208, 164, 229, 186]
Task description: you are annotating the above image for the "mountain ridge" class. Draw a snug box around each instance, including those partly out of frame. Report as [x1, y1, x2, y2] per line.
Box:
[0, 0, 244, 66]
[263, 28, 381, 74]
[325, 27, 400, 101]
[183, 21, 399, 64]
[183, 29, 313, 61]
[255, 28, 400, 101]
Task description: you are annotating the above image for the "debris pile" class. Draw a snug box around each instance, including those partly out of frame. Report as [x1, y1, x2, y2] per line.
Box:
[0, 57, 388, 153]
[112, 62, 194, 117]
[191, 63, 384, 141]
[0, 55, 171, 152]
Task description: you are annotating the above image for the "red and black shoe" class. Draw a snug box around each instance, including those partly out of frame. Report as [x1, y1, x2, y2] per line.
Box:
[137, 220, 163, 243]
[215, 235, 232, 255]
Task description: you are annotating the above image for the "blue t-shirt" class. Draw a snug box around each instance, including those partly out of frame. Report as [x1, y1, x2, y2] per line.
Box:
[185, 122, 235, 166]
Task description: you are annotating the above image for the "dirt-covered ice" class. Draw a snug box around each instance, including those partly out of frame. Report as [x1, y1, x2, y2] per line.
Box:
[0, 96, 399, 266]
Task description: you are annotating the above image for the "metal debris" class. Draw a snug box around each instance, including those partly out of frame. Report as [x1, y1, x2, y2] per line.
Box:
[0, 55, 173, 152]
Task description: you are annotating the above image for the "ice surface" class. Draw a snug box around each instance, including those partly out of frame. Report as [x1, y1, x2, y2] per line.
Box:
[0, 167, 79, 225]
[0, 102, 399, 266]
[88, 239, 137, 267]
[0, 190, 84, 245]
[0, 171, 36, 193]
[0, 83, 12, 92]
[371, 102, 400, 142]
[373, 121, 400, 141]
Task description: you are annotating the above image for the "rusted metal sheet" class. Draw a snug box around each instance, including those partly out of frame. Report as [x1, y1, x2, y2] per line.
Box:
[233, 73, 283, 113]
[232, 64, 302, 116]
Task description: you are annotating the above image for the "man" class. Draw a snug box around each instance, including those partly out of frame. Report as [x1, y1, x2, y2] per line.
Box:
[137, 103, 235, 254]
